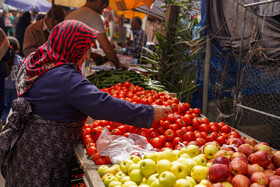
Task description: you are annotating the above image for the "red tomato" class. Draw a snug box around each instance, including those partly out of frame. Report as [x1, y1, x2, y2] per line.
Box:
[182, 114, 193, 126]
[174, 144, 184, 150]
[216, 136, 226, 145]
[163, 142, 174, 149]
[199, 124, 210, 133]
[161, 120, 171, 130]
[150, 137, 163, 149]
[158, 135, 167, 145]
[186, 126, 194, 132]
[175, 119, 186, 128]
[95, 157, 107, 165]
[91, 128, 102, 140]
[218, 122, 226, 129]
[123, 132, 131, 138]
[196, 138, 206, 146]
[167, 114, 180, 124]
[172, 137, 183, 146]
[124, 81, 131, 88]
[193, 108, 201, 115]
[149, 131, 160, 139]
[104, 156, 112, 164]
[83, 137, 93, 147]
[228, 131, 240, 138]
[177, 103, 190, 114]
[129, 126, 140, 134]
[92, 153, 101, 162]
[117, 125, 127, 135]
[157, 127, 165, 135]
[195, 132, 203, 139]
[221, 125, 232, 133]
[111, 128, 122, 135]
[183, 131, 195, 142]
[200, 132, 208, 139]
[138, 129, 149, 139]
[200, 117, 209, 124]
[209, 124, 218, 132]
[175, 129, 184, 138]
[86, 146, 97, 157]
[164, 129, 175, 141]
[180, 127, 188, 134]
[192, 118, 201, 130]
[206, 134, 214, 142]
[169, 123, 180, 131]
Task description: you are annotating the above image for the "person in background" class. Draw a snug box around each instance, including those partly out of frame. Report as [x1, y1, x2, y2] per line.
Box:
[125, 16, 147, 61]
[23, 5, 65, 57]
[12, 11, 20, 36]
[1, 37, 22, 125]
[65, 0, 128, 73]
[0, 20, 171, 186]
[15, 11, 31, 57]
[0, 28, 10, 130]
[0, 10, 8, 34]
[8, 10, 17, 36]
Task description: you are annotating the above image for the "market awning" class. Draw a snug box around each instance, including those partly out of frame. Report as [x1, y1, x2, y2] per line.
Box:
[5, 0, 52, 12]
[46, 0, 86, 8]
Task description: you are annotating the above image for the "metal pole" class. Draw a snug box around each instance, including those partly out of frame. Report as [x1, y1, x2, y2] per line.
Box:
[244, 0, 280, 7]
[202, 36, 211, 115]
[232, 8, 247, 127]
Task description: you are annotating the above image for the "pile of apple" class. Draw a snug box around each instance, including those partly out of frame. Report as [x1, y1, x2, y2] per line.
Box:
[97, 141, 280, 187]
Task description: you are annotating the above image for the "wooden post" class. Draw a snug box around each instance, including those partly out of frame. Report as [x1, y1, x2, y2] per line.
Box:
[165, 4, 179, 25]
[202, 36, 211, 115]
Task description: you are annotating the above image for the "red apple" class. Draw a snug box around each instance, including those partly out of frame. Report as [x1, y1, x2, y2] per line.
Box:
[275, 168, 280, 176]
[244, 138, 258, 147]
[220, 146, 234, 151]
[130, 151, 141, 158]
[227, 137, 245, 148]
[188, 141, 200, 146]
[231, 152, 247, 161]
[229, 159, 248, 176]
[272, 151, 280, 168]
[214, 150, 232, 160]
[212, 183, 224, 187]
[269, 179, 280, 187]
[251, 172, 270, 186]
[254, 144, 273, 157]
[269, 175, 280, 181]
[266, 163, 276, 170]
[226, 173, 233, 182]
[213, 156, 230, 166]
[238, 144, 254, 157]
[232, 156, 248, 164]
[247, 164, 264, 177]
[264, 169, 274, 177]
[231, 174, 251, 187]
[209, 163, 230, 183]
[248, 151, 272, 168]
[250, 183, 266, 187]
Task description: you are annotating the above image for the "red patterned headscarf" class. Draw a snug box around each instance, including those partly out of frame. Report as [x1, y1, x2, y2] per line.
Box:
[16, 20, 99, 97]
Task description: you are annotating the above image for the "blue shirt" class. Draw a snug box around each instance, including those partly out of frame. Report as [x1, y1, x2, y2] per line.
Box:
[23, 65, 154, 127]
[127, 28, 147, 58]
[5, 55, 22, 89]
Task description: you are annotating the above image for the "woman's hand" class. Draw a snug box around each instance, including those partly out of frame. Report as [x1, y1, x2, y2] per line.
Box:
[152, 105, 172, 122]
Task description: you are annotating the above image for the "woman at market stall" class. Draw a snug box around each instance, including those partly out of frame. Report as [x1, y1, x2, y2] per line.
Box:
[0, 20, 171, 186]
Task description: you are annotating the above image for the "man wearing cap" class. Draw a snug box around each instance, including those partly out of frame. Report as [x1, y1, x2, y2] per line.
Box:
[0, 28, 10, 129]
[23, 5, 65, 57]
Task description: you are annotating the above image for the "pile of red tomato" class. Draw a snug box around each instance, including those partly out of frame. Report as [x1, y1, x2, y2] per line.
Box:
[80, 82, 241, 165]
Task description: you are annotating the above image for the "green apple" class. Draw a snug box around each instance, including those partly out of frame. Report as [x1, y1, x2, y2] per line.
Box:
[147, 173, 160, 186]
[129, 155, 142, 164]
[221, 182, 233, 187]
[204, 145, 219, 159]
[180, 153, 191, 159]
[98, 165, 109, 177]
[102, 173, 114, 181]
[173, 150, 180, 157]
[156, 159, 172, 173]
[182, 145, 199, 157]
[170, 162, 188, 179]
[190, 165, 209, 183]
[158, 171, 176, 187]
[123, 181, 137, 187]
[108, 181, 123, 187]
[143, 152, 159, 162]
[140, 177, 148, 184]
[192, 154, 207, 166]
[177, 158, 197, 174]
[104, 175, 119, 187]
[186, 176, 197, 186]
[158, 150, 178, 162]
[195, 185, 207, 187]
[151, 179, 164, 187]
[129, 169, 143, 184]
[120, 159, 133, 174]
[120, 176, 130, 183]
[128, 163, 140, 175]
[139, 184, 150, 187]
[139, 159, 156, 178]
[174, 179, 193, 187]
[199, 179, 212, 187]
[104, 165, 120, 175]
[115, 171, 126, 180]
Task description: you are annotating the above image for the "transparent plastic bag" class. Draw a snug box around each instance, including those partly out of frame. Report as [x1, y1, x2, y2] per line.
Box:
[96, 127, 154, 164]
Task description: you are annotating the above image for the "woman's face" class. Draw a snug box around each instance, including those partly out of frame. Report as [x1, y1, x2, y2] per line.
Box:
[76, 48, 90, 67]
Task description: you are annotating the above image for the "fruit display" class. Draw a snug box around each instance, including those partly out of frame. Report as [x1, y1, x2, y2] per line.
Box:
[87, 70, 166, 92]
[81, 82, 242, 165]
[98, 142, 280, 187]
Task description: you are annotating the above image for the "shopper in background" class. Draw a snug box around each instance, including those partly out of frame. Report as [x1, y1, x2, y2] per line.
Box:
[0, 20, 171, 186]
[126, 16, 147, 61]
[0, 10, 8, 34]
[23, 5, 65, 57]
[8, 10, 17, 36]
[65, 0, 128, 73]
[15, 11, 31, 57]
[0, 28, 10, 130]
[12, 11, 20, 36]
[1, 37, 22, 125]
